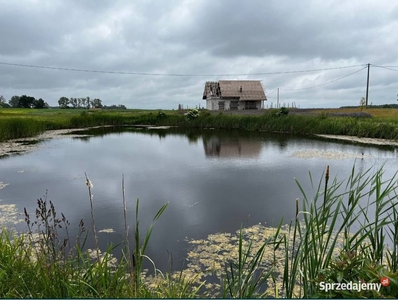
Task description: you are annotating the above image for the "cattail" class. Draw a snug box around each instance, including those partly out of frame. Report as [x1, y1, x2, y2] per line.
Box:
[325, 165, 330, 182]
[323, 165, 330, 211]
[85, 178, 93, 188]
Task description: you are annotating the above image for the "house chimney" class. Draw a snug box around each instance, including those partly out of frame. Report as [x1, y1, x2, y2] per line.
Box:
[239, 86, 242, 93]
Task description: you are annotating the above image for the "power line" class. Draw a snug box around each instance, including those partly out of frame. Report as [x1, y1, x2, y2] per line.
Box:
[266, 88, 278, 97]
[280, 66, 367, 91]
[375, 64, 398, 68]
[0, 61, 366, 77]
[372, 65, 398, 72]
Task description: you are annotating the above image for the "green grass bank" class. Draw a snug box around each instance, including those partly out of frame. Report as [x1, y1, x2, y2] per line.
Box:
[2, 107, 398, 142]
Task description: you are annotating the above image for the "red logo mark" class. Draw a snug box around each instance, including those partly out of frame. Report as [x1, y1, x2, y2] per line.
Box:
[380, 277, 390, 287]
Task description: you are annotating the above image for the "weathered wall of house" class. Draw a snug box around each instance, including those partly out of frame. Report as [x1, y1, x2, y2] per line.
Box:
[241, 101, 262, 110]
[206, 99, 219, 110]
[206, 99, 231, 110]
[206, 99, 262, 110]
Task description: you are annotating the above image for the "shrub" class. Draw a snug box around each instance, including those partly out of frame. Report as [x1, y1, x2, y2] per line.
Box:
[185, 109, 200, 121]
[276, 107, 289, 116]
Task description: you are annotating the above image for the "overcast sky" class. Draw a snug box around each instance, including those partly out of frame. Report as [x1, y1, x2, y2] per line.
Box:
[1, 0, 397, 109]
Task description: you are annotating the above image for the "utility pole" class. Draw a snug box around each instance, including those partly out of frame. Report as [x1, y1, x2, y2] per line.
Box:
[277, 88, 279, 109]
[365, 63, 370, 107]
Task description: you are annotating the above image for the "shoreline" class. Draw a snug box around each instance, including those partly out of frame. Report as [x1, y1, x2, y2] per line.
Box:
[315, 134, 398, 147]
[0, 127, 95, 157]
[1, 127, 398, 158]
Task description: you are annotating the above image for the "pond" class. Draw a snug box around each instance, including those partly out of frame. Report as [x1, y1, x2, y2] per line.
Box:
[1, 127, 398, 272]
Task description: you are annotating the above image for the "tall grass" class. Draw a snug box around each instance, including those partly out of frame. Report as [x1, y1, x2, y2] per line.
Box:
[0, 118, 45, 141]
[212, 164, 398, 298]
[0, 176, 174, 298]
[3, 108, 398, 142]
[189, 113, 398, 139]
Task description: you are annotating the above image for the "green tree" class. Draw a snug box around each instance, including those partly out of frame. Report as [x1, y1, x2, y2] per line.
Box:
[92, 98, 103, 108]
[360, 97, 366, 111]
[79, 97, 86, 108]
[58, 97, 70, 108]
[33, 98, 48, 109]
[0, 95, 6, 107]
[18, 95, 35, 108]
[8, 95, 20, 108]
[70, 97, 78, 108]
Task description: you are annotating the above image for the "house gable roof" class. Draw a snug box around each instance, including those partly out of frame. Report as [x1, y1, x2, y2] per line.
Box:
[219, 80, 266, 101]
[203, 80, 266, 101]
[202, 81, 220, 99]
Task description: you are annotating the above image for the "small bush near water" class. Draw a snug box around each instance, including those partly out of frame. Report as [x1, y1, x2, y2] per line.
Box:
[1, 164, 398, 298]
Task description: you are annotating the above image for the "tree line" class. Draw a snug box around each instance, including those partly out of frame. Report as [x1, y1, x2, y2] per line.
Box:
[58, 97, 126, 109]
[0, 95, 127, 109]
[58, 96, 102, 109]
[0, 95, 49, 108]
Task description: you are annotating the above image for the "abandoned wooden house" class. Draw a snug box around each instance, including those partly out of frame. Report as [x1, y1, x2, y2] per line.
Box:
[202, 80, 267, 110]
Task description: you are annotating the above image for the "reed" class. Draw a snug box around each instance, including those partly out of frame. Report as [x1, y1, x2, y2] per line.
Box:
[216, 164, 398, 298]
[0, 118, 45, 141]
[221, 226, 276, 298]
[282, 164, 398, 298]
[3, 108, 398, 142]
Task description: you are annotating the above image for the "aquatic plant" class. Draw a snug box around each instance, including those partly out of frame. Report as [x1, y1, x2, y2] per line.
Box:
[0, 118, 45, 141]
[182, 164, 398, 298]
[280, 164, 398, 297]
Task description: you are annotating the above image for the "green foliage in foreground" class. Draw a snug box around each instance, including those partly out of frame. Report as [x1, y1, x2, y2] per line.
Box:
[1, 165, 398, 298]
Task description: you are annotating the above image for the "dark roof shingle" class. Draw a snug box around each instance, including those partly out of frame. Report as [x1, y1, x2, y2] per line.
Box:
[219, 80, 266, 101]
[203, 80, 266, 101]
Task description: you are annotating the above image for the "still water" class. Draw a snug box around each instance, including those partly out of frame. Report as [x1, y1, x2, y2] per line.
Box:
[1, 127, 398, 271]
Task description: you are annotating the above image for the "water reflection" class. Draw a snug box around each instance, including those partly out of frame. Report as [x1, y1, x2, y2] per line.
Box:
[70, 127, 298, 159]
[203, 135, 263, 158]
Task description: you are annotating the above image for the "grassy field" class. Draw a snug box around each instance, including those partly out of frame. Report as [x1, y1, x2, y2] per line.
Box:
[312, 107, 398, 120]
[2, 106, 398, 142]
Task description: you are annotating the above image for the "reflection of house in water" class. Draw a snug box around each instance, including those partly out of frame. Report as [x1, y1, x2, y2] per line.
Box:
[203, 136, 263, 158]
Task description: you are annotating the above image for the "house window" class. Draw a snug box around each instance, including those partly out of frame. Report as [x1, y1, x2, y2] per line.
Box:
[230, 101, 238, 110]
[218, 101, 225, 110]
[245, 101, 257, 109]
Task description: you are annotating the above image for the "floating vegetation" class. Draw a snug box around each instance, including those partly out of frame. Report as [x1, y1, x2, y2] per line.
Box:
[177, 223, 345, 297]
[0, 201, 24, 230]
[99, 228, 115, 233]
[290, 149, 371, 159]
[183, 224, 287, 295]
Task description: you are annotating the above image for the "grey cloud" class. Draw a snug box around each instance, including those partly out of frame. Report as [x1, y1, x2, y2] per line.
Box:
[0, 0, 397, 109]
[164, 0, 392, 61]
